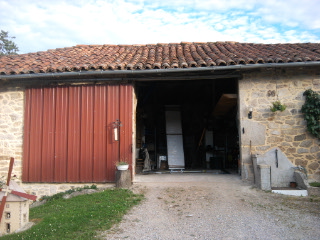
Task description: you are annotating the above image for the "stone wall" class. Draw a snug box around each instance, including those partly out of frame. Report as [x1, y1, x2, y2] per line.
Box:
[0, 89, 24, 180]
[239, 67, 320, 182]
[0, 88, 114, 198]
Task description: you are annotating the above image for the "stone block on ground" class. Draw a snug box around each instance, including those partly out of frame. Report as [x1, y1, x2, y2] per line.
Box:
[116, 170, 132, 188]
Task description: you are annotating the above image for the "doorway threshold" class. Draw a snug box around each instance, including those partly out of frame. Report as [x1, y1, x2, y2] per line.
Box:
[139, 169, 230, 175]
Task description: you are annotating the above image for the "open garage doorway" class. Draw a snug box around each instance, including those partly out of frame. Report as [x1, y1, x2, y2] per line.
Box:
[135, 78, 239, 174]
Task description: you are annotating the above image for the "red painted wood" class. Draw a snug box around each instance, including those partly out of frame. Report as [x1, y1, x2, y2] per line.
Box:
[23, 84, 134, 183]
[93, 85, 108, 182]
[79, 86, 94, 182]
[0, 196, 7, 222]
[41, 88, 55, 182]
[28, 88, 43, 182]
[6, 157, 14, 185]
[106, 85, 120, 181]
[54, 87, 68, 182]
[11, 190, 37, 201]
[67, 86, 81, 182]
[22, 89, 32, 182]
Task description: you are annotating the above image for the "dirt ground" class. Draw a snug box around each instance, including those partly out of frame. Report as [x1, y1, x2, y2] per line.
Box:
[100, 172, 320, 240]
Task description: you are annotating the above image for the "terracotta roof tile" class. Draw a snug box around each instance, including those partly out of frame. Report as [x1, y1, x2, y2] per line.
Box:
[1, 42, 320, 75]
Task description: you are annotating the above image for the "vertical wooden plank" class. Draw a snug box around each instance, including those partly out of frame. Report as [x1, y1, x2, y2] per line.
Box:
[22, 89, 32, 182]
[41, 88, 56, 182]
[67, 86, 81, 182]
[93, 85, 108, 182]
[120, 85, 133, 168]
[80, 86, 94, 182]
[106, 85, 120, 181]
[54, 87, 68, 182]
[28, 88, 44, 182]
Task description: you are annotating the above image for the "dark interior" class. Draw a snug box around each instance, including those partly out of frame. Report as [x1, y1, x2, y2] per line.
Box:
[135, 78, 239, 172]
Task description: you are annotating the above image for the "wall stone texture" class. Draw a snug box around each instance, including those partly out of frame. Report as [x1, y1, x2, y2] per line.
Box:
[0, 89, 24, 183]
[239, 67, 320, 182]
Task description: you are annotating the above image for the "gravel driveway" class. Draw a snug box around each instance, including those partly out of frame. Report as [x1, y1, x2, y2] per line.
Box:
[101, 173, 320, 240]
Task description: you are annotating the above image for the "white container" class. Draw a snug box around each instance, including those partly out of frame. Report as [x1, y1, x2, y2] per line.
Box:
[117, 165, 129, 170]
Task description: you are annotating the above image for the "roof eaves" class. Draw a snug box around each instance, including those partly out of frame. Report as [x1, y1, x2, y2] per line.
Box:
[1, 61, 320, 82]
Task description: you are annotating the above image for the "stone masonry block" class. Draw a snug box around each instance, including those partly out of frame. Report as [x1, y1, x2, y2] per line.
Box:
[294, 134, 306, 141]
[241, 120, 266, 146]
[300, 140, 313, 148]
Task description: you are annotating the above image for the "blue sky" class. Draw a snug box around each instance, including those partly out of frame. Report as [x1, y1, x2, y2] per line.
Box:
[0, 0, 319, 54]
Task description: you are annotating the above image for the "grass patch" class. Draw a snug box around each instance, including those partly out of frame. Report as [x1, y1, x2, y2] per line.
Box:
[39, 184, 98, 202]
[309, 182, 320, 187]
[1, 188, 143, 240]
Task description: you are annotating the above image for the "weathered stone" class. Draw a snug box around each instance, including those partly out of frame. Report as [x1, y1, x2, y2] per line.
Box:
[277, 110, 291, 117]
[267, 136, 284, 143]
[300, 140, 313, 148]
[268, 122, 279, 129]
[271, 130, 280, 135]
[282, 129, 297, 135]
[281, 142, 292, 147]
[287, 148, 296, 153]
[292, 80, 301, 87]
[241, 120, 266, 146]
[308, 162, 319, 170]
[263, 113, 273, 118]
[10, 92, 22, 100]
[295, 159, 308, 166]
[277, 89, 290, 100]
[295, 119, 306, 125]
[267, 90, 276, 97]
[252, 91, 265, 98]
[116, 170, 132, 188]
[312, 170, 320, 181]
[297, 148, 309, 153]
[258, 99, 270, 104]
[293, 114, 304, 119]
[310, 146, 320, 153]
[306, 155, 315, 160]
[313, 78, 320, 87]
[294, 171, 309, 190]
[285, 135, 293, 142]
[256, 146, 271, 151]
[294, 134, 306, 141]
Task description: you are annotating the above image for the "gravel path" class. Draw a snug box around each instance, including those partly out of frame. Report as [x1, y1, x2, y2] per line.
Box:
[100, 173, 320, 240]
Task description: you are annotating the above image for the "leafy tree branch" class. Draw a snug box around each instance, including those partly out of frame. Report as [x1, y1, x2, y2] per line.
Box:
[0, 30, 19, 55]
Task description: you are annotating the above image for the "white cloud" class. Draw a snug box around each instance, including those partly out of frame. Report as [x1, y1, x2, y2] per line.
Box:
[0, 0, 319, 54]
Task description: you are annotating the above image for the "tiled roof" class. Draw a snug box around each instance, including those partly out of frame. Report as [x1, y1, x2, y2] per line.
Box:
[1, 42, 320, 75]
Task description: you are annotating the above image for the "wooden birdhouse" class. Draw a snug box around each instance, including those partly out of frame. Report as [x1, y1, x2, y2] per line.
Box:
[0, 158, 37, 236]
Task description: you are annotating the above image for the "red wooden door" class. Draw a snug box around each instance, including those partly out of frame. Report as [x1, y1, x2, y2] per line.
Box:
[23, 84, 133, 183]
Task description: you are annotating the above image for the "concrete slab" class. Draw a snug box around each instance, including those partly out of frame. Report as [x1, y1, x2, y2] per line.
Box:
[272, 189, 308, 196]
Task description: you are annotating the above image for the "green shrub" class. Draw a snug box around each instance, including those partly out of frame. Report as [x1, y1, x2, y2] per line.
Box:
[310, 182, 320, 187]
[301, 89, 320, 140]
[270, 101, 287, 112]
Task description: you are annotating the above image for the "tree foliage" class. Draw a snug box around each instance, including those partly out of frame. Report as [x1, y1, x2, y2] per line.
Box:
[301, 89, 320, 140]
[0, 30, 19, 55]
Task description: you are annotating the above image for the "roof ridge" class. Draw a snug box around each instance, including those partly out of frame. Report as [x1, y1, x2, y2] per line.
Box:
[1, 42, 320, 75]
